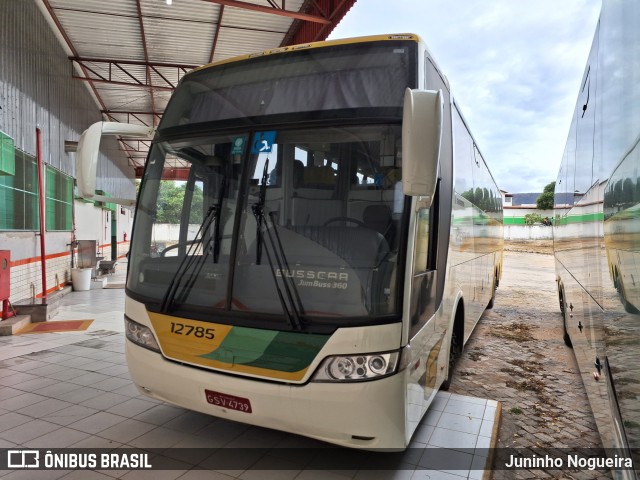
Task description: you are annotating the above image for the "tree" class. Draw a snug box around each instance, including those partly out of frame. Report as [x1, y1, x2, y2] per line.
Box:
[536, 181, 555, 210]
[155, 181, 204, 224]
[156, 182, 185, 223]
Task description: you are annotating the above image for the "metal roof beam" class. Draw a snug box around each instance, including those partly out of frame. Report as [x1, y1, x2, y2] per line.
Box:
[102, 110, 160, 116]
[281, 0, 356, 45]
[70, 57, 197, 69]
[41, 0, 108, 113]
[200, 0, 331, 24]
[120, 140, 152, 153]
[135, 0, 157, 127]
[70, 58, 193, 90]
[209, 5, 225, 63]
[113, 62, 144, 86]
[72, 76, 174, 91]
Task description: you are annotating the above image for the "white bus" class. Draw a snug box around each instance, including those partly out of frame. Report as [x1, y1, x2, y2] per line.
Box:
[553, 2, 639, 476]
[77, 34, 503, 449]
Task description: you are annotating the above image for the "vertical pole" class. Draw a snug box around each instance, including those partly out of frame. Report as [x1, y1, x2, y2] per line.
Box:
[36, 128, 47, 304]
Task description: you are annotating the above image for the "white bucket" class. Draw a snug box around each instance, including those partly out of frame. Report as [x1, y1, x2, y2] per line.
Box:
[71, 268, 92, 291]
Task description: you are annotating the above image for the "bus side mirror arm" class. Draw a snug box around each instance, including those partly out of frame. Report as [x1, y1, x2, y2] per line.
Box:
[76, 121, 155, 207]
[401, 88, 443, 204]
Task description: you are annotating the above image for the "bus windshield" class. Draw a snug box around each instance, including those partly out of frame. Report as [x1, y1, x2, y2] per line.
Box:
[127, 124, 404, 328]
[161, 40, 415, 128]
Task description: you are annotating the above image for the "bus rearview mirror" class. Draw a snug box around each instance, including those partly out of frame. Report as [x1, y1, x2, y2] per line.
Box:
[76, 121, 155, 206]
[402, 88, 443, 201]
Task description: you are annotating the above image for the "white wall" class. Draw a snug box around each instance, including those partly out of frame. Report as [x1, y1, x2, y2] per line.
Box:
[504, 225, 553, 240]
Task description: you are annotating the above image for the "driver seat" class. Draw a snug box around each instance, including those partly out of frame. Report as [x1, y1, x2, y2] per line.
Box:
[362, 205, 395, 250]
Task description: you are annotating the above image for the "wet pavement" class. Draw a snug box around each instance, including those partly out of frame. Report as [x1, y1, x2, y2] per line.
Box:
[449, 249, 612, 479]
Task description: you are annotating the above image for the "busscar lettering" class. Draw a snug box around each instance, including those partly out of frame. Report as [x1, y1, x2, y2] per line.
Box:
[276, 268, 348, 282]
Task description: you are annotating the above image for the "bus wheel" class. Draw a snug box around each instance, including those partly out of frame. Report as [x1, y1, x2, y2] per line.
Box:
[563, 319, 572, 348]
[616, 273, 640, 314]
[559, 285, 572, 347]
[558, 283, 565, 314]
[486, 275, 497, 309]
[441, 329, 460, 391]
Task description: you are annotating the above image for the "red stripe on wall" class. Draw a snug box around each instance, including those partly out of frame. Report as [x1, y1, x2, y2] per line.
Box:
[10, 251, 70, 268]
[9, 242, 130, 268]
[35, 281, 69, 298]
[99, 241, 130, 249]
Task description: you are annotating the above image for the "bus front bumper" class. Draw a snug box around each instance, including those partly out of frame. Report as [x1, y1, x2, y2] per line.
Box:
[126, 340, 408, 450]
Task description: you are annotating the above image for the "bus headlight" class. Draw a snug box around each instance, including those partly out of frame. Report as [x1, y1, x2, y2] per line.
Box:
[125, 317, 161, 353]
[312, 351, 399, 382]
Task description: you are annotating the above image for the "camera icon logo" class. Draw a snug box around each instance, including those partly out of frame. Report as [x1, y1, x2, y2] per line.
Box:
[7, 450, 39, 468]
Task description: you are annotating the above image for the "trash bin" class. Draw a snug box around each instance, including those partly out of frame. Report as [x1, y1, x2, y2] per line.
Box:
[71, 268, 92, 291]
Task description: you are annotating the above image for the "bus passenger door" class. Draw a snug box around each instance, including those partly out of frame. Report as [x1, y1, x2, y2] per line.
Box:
[405, 197, 440, 432]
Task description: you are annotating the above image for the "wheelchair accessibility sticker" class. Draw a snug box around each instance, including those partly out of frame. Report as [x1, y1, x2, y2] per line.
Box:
[251, 131, 276, 154]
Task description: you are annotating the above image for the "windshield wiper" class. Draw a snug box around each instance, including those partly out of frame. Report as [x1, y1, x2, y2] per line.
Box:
[212, 175, 226, 264]
[252, 160, 304, 330]
[160, 204, 219, 313]
[161, 173, 229, 313]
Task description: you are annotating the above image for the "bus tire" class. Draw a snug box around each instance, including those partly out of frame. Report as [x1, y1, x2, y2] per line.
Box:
[486, 274, 497, 309]
[558, 282, 565, 314]
[558, 284, 572, 347]
[616, 270, 640, 314]
[441, 305, 464, 391]
[563, 319, 572, 348]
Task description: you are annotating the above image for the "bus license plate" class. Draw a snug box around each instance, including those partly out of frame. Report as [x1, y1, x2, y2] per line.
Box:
[205, 389, 252, 413]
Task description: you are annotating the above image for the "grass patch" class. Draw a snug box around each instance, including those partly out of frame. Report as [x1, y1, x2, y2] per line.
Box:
[617, 390, 637, 400]
[468, 349, 485, 362]
[506, 378, 546, 393]
[507, 359, 543, 373]
[509, 407, 523, 415]
[615, 377, 640, 386]
[624, 420, 640, 429]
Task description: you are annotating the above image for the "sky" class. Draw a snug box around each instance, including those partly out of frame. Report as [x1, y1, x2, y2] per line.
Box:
[327, 0, 602, 193]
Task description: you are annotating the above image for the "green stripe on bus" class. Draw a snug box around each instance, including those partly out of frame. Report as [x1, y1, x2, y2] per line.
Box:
[200, 327, 330, 373]
[244, 331, 330, 372]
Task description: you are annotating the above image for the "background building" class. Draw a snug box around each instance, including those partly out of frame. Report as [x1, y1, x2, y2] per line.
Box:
[0, 1, 135, 305]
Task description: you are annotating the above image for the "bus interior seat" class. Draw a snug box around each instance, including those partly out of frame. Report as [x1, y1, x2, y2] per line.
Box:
[285, 225, 392, 314]
[363, 204, 396, 250]
[242, 223, 391, 314]
[293, 159, 304, 188]
[302, 165, 335, 186]
[290, 198, 341, 226]
[289, 225, 389, 268]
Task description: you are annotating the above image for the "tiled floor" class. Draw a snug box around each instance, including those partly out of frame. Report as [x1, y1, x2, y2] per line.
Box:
[0, 264, 500, 479]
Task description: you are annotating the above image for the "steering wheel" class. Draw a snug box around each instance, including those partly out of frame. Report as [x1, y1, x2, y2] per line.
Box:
[159, 239, 198, 257]
[323, 216, 367, 228]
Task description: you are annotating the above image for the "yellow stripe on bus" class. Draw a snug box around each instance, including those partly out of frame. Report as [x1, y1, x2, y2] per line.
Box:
[147, 312, 311, 381]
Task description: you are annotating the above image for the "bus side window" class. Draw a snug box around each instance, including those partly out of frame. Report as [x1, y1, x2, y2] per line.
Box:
[414, 208, 429, 274]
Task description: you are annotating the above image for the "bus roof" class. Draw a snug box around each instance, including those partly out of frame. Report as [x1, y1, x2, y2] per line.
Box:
[189, 33, 421, 75]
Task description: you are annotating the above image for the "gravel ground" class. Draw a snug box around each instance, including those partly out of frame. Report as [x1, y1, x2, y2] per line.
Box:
[448, 242, 612, 480]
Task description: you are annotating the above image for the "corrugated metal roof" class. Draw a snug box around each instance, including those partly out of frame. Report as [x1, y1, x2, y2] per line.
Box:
[38, 0, 357, 169]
